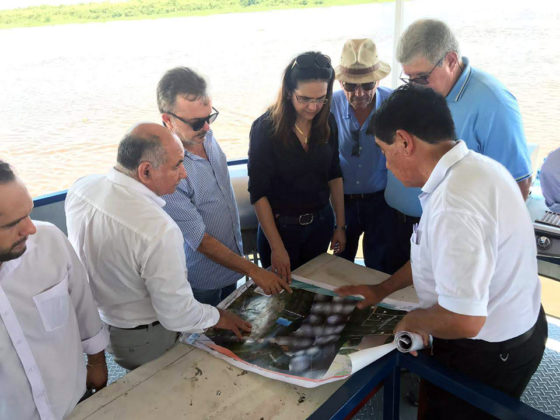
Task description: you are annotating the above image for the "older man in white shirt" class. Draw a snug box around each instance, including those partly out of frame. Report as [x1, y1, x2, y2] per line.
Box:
[337, 86, 546, 419]
[66, 123, 251, 370]
[0, 161, 108, 420]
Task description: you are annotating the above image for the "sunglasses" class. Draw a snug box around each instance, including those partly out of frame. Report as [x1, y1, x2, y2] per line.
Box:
[292, 52, 332, 70]
[400, 56, 445, 86]
[166, 107, 219, 131]
[342, 82, 376, 92]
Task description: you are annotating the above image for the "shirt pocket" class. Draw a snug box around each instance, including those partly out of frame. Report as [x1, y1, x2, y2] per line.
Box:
[33, 275, 70, 332]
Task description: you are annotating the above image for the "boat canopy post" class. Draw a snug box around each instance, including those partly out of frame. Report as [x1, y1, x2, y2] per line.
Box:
[391, 0, 404, 88]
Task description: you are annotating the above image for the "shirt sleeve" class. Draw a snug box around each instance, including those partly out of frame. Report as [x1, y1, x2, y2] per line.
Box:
[140, 225, 220, 332]
[163, 181, 207, 251]
[429, 210, 496, 316]
[59, 227, 109, 355]
[327, 113, 342, 181]
[476, 91, 532, 181]
[248, 115, 274, 204]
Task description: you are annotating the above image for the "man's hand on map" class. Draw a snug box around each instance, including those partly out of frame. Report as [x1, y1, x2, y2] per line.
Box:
[270, 247, 291, 285]
[334, 284, 384, 309]
[215, 309, 252, 339]
[250, 266, 292, 295]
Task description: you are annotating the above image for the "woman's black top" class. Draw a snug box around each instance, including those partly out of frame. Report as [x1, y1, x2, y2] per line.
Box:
[248, 111, 342, 216]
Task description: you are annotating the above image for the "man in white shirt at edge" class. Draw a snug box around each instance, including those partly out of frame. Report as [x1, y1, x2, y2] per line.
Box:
[65, 123, 251, 370]
[337, 85, 547, 419]
[0, 161, 108, 420]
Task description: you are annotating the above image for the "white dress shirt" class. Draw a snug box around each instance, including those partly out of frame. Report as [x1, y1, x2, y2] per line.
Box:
[0, 222, 108, 420]
[411, 141, 541, 342]
[65, 168, 219, 331]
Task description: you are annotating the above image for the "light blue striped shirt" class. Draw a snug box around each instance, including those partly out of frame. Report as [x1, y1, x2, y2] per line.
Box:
[163, 131, 243, 290]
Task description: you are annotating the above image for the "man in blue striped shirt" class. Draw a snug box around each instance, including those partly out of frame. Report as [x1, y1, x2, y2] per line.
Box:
[157, 67, 290, 306]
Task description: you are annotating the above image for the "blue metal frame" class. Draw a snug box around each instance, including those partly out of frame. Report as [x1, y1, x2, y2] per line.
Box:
[311, 351, 554, 420]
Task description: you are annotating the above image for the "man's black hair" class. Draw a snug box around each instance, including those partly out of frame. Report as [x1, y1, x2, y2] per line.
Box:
[368, 84, 456, 144]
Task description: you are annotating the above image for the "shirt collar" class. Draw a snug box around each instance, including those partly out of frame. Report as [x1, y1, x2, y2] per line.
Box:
[447, 56, 471, 103]
[422, 140, 469, 194]
[107, 168, 166, 207]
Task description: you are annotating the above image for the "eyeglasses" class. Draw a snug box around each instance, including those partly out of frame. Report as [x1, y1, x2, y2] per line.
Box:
[291, 52, 332, 70]
[294, 94, 328, 105]
[342, 82, 376, 92]
[351, 129, 360, 157]
[400, 56, 445, 86]
[166, 107, 219, 131]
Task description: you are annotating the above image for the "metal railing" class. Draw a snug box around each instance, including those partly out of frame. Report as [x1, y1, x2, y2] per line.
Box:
[309, 351, 553, 420]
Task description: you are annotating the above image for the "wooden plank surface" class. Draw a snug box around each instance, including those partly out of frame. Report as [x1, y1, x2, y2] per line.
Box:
[70, 343, 342, 419]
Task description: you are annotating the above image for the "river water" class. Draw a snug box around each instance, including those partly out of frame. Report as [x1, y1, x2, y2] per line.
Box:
[1, 0, 559, 197]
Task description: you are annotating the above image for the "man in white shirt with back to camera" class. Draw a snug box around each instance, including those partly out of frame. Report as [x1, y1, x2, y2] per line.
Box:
[337, 85, 547, 419]
[65, 123, 251, 371]
[0, 160, 108, 420]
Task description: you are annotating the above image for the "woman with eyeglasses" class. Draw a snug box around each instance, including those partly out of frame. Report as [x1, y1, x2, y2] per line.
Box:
[248, 51, 346, 284]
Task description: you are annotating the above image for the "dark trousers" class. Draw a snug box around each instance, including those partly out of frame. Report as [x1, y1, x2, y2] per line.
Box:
[192, 283, 237, 306]
[384, 208, 420, 274]
[258, 204, 334, 271]
[419, 306, 548, 420]
[338, 191, 394, 273]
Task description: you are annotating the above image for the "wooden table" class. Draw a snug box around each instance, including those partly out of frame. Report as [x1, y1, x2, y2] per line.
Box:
[69, 254, 414, 419]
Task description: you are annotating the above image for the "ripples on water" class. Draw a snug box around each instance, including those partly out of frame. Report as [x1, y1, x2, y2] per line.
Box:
[1, 0, 559, 197]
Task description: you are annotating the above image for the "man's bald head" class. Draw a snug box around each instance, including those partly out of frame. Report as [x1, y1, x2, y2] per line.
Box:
[116, 123, 186, 195]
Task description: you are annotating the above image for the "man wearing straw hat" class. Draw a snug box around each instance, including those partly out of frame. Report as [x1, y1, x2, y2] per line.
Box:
[331, 39, 396, 273]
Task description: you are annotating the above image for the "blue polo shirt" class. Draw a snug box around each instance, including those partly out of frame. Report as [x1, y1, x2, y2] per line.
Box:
[385, 57, 532, 217]
[331, 87, 393, 194]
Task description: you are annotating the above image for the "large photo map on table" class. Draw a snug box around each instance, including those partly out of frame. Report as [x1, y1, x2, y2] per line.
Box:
[186, 280, 408, 387]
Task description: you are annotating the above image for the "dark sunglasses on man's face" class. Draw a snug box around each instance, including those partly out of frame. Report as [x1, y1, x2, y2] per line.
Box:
[342, 82, 376, 92]
[167, 107, 219, 131]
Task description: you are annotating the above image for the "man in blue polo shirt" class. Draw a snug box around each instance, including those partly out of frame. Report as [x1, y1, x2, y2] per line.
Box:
[383, 18, 532, 270]
[331, 39, 397, 273]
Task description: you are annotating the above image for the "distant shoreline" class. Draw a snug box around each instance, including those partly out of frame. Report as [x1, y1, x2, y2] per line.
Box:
[0, 0, 385, 29]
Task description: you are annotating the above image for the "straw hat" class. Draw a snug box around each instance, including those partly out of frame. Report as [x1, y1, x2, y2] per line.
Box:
[335, 39, 391, 83]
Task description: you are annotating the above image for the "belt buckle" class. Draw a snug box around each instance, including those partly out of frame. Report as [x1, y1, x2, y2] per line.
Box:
[299, 213, 314, 226]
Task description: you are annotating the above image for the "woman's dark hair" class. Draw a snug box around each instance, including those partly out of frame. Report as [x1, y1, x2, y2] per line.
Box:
[269, 51, 335, 145]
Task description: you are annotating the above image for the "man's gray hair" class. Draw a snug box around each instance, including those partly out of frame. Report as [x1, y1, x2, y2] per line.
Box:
[116, 133, 166, 175]
[397, 19, 460, 65]
[157, 67, 207, 113]
[0, 160, 15, 184]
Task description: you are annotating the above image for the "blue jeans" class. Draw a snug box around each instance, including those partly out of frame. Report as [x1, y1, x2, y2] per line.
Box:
[192, 283, 237, 306]
[258, 204, 334, 271]
[338, 191, 394, 273]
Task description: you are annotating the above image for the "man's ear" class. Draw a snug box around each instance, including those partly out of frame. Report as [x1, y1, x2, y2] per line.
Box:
[445, 51, 460, 71]
[161, 114, 172, 129]
[137, 161, 152, 185]
[395, 129, 415, 156]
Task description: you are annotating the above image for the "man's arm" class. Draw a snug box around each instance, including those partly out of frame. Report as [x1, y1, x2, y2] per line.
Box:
[336, 261, 413, 309]
[517, 177, 531, 201]
[197, 233, 291, 295]
[395, 304, 486, 347]
[86, 351, 108, 391]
